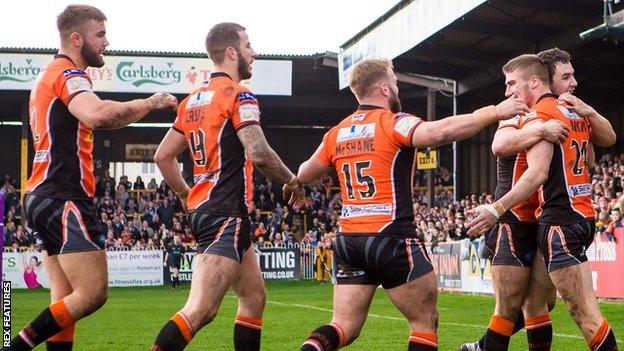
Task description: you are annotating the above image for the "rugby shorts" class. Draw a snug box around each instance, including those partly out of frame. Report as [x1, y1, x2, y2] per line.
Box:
[333, 234, 433, 289]
[188, 211, 251, 263]
[485, 222, 538, 267]
[24, 193, 105, 256]
[538, 220, 595, 272]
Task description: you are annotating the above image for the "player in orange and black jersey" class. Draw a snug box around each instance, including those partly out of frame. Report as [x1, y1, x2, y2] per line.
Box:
[289, 58, 529, 351]
[7, 5, 177, 351]
[468, 54, 617, 351]
[150, 23, 304, 351]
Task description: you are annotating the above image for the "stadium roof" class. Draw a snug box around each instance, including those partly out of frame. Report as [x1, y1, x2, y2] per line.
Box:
[339, 0, 624, 94]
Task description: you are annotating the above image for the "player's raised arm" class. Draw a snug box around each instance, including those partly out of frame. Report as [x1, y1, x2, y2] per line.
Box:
[558, 92, 616, 147]
[491, 119, 568, 158]
[68, 91, 177, 130]
[410, 97, 529, 148]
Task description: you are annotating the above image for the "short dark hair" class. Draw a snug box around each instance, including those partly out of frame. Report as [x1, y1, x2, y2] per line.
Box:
[57, 5, 107, 38]
[502, 54, 550, 85]
[537, 47, 572, 81]
[205, 22, 246, 64]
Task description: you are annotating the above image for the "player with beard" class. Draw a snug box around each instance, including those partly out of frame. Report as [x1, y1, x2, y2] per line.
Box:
[150, 22, 304, 351]
[460, 49, 615, 351]
[7, 5, 177, 351]
[467, 54, 617, 351]
[288, 58, 529, 351]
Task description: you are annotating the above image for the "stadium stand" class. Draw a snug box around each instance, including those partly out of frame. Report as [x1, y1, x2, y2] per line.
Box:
[4, 152, 623, 255]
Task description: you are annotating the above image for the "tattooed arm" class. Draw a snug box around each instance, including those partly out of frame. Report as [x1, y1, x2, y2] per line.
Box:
[237, 125, 305, 209]
[237, 124, 296, 184]
[68, 91, 178, 130]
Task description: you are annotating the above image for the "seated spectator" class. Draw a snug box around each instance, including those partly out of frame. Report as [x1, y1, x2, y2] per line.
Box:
[254, 223, 267, 241]
[605, 209, 622, 242]
[134, 176, 146, 190]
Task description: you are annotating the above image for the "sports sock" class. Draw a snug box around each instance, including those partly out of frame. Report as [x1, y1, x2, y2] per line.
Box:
[46, 324, 76, 351]
[589, 318, 618, 351]
[512, 311, 525, 334]
[475, 309, 525, 349]
[408, 331, 438, 350]
[525, 314, 552, 350]
[483, 315, 514, 351]
[300, 323, 345, 351]
[152, 312, 194, 351]
[10, 300, 76, 351]
[234, 314, 262, 351]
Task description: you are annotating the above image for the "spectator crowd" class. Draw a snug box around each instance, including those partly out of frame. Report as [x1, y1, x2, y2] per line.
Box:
[3, 153, 623, 253]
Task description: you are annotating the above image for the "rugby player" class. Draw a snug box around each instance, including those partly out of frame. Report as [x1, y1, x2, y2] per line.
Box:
[289, 58, 529, 351]
[7, 5, 177, 351]
[467, 54, 618, 351]
[150, 22, 304, 351]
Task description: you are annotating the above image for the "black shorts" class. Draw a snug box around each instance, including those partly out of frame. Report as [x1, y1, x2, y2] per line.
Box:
[333, 234, 433, 289]
[24, 194, 105, 256]
[485, 222, 538, 267]
[169, 258, 181, 269]
[188, 211, 251, 262]
[538, 220, 595, 272]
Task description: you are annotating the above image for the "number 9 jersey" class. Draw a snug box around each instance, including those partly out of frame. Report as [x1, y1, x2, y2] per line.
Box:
[172, 72, 260, 215]
[313, 105, 423, 235]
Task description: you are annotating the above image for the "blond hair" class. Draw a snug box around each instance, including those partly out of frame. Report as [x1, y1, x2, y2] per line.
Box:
[502, 54, 550, 85]
[348, 58, 393, 100]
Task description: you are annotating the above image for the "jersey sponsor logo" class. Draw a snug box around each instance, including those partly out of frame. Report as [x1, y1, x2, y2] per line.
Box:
[351, 113, 365, 122]
[33, 150, 48, 163]
[239, 104, 260, 122]
[237, 92, 257, 102]
[341, 203, 392, 218]
[556, 105, 582, 119]
[186, 91, 215, 109]
[193, 172, 215, 184]
[336, 123, 375, 142]
[393, 116, 420, 137]
[65, 76, 92, 95]
[568, 183, 591, 197]
[63, 68, 86, 77]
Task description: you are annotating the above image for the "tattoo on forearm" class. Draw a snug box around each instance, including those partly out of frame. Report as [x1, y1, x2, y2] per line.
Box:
[238, 126, 293, 183]
[97, 100, 150, 130]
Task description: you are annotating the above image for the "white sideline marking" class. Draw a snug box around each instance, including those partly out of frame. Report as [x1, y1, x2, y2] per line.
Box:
[264, 300, 623, 343]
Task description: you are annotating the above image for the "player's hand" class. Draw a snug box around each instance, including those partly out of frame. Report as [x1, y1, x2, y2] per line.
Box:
[558, 93, 595, 117]
[540, 120, 569, 143]
[147, 92, 178, 111]
[282, 183, 305, 211]
[163, 261, 167, 267]
[494, 97, 530, 119]
[466, 205, 497, 237]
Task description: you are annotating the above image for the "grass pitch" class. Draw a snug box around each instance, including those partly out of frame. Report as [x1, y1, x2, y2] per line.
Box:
[11, 280, 624, 350]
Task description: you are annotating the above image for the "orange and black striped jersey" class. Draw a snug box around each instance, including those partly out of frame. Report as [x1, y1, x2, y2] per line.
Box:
[26, 54, 95, 199]
[314, 105, 422, 235]
[533, 94, 594, 224]
[172, 72, 259, 215]
[494, 112, 542, 223]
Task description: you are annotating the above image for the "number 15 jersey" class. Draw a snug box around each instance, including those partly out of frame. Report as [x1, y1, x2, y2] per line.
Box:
[172, 72, 259, 215]
[314, 105, 422, 235]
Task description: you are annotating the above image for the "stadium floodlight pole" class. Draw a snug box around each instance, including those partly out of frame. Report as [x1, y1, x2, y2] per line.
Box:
[452, 79, 458, 202]
[427, 89, 436, 209]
